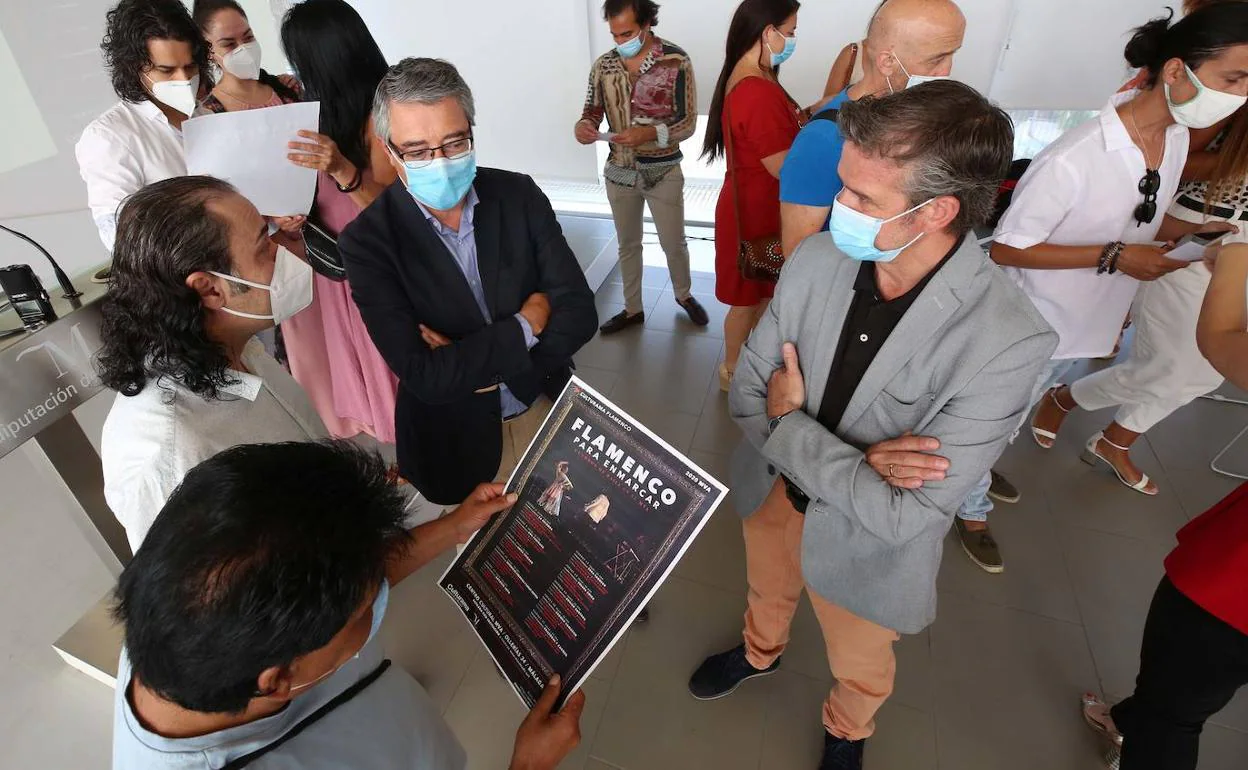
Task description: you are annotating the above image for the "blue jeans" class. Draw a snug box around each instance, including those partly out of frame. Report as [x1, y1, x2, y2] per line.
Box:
[957, 358, 1078, 523]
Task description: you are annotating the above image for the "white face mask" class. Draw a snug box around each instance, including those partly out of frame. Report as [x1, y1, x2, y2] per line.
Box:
[146, 73, 200, 117]
[221, 41, 263, 81]
[890, 52, 950, 92]
[209, 246, 314, 325]
[1166, 64, 1248, 129]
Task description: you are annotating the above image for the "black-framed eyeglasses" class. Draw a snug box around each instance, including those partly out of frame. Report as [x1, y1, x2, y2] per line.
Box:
[1133, 169, 1161, 226]
[388, 133, 474, 168]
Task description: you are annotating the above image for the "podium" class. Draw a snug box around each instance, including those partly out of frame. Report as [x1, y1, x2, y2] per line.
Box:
[0, 270, 126, 686]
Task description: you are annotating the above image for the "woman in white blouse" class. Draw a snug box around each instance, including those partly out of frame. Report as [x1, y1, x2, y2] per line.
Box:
[75, 0, 209, 251]
[992, 5, 1248, 495]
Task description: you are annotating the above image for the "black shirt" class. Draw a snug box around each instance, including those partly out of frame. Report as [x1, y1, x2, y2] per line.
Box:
[783, 237, 962, 512]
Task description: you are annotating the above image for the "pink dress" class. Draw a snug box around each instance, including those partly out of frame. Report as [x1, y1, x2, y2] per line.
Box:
[281, 172, 399, 441]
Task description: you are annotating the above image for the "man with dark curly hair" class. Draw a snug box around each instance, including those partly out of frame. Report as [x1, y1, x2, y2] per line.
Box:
[96, 176, 438, 553]
[75, 0, 209, 251]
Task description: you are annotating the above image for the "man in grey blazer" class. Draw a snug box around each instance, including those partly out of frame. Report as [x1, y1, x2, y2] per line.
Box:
[689, 81, 1057, 770]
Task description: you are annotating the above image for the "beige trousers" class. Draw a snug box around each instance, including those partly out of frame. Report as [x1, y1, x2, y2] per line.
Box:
[453, 396, 553, 554]
[606, 166, 693, 315]
[743, 479, 900, 740]
[496, 396, 554, 485]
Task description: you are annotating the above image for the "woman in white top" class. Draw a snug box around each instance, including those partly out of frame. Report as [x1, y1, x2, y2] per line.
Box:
[992, 4, 1248, 494]
[75, 0, 209, 251]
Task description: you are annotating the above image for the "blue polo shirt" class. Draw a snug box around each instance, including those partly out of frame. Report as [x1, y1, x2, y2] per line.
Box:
[779, 88, 854, 224]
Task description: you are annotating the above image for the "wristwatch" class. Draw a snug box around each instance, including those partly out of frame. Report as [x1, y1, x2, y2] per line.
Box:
[768, 411, 792, 436]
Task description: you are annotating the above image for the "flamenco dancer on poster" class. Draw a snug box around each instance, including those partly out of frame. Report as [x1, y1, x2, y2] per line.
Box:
[584, 494, 611, 523]
[539, 461, 574, 517]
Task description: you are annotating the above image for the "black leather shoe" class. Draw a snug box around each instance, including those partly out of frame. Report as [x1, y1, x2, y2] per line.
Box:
[677, 295, 710, 326]
[688, 644, 780, 700]
[600, 309, 644, 335]
[819, 733, 865, 770]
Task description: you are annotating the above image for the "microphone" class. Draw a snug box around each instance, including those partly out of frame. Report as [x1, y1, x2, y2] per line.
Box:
[0, 222, 83, 299]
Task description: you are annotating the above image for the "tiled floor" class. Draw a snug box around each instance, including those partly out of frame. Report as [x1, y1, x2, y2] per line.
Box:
[2, 237, 1247, 769]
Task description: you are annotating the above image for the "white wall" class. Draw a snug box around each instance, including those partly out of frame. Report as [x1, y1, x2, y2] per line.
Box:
[351, 0, 600, 183]
[0, 1, 115, 284]
[988, 0, 1172, 109]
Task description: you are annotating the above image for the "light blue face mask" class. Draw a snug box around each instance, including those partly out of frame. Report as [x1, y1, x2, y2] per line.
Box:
[770, 31, 797, 67]
[616, 29, 646, 58]
[890, 52, 950, 92]
[366, 578, 389, 645]
[830, 196, 934, 263]
[400, 150, 477, 211]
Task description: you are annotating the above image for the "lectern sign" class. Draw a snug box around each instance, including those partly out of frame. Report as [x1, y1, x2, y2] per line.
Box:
[0, 304, 105, 459]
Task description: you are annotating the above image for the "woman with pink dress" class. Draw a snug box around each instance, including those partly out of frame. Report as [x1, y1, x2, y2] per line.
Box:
[276, 0, 399, 441]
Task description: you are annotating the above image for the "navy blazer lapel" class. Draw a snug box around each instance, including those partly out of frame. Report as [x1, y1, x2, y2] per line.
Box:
[474, 190, 503, 318]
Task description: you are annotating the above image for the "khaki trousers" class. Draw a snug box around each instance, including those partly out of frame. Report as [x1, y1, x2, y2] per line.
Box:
[606, 166, 693, 315]
[743, 479, 900, 740]
[452, 396, 552, 553]
[496, 396, 553, 484]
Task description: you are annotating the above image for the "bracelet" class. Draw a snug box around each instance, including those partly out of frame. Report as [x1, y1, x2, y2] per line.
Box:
[654, 123, 670, 149]
[335, 166, 363, 193]
[1098, 241, 1125, 275]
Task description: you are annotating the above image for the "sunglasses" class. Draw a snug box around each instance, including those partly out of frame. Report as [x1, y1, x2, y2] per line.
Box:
[1134, 169, 1160, 226]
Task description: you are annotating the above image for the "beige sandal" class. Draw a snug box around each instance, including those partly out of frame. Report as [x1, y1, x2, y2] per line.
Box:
[1031, 387, 1070, 449]
[1080, 433, 1158, 496]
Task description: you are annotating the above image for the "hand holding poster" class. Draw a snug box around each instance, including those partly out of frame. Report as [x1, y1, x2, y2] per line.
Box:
[440, 377, 727, 709]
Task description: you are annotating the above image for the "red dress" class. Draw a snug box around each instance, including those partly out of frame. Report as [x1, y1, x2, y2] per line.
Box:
[715, 77, 804, 307]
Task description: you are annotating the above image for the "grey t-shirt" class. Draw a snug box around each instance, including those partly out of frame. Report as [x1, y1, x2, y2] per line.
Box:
[112, 637, 466, 769]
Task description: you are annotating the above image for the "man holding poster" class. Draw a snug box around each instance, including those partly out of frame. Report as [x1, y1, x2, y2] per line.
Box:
[690, 81, 1057, 770]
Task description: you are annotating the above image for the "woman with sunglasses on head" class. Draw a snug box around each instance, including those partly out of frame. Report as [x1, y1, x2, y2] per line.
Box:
[992, 4, 1248, 495]
[273, 0, 401, 443]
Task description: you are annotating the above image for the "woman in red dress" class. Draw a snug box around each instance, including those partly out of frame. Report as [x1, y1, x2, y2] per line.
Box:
[703, 0, 806, 391]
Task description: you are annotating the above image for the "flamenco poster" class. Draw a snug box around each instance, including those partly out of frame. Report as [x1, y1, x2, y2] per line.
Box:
[439, 376, 727, 708]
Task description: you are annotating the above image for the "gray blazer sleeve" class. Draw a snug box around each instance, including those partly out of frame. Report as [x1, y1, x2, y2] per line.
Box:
[763, 335, 1053, 546]
[730, 249, 1059, 547]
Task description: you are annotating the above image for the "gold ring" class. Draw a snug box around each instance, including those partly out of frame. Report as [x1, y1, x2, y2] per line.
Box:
[888, 464, 896, 478]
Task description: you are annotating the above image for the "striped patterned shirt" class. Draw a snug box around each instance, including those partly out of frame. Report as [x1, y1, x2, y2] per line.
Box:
[580, 36, 697, 188]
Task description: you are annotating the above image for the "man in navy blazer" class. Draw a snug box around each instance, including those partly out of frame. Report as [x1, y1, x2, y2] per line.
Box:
[340, 58, 597, 506]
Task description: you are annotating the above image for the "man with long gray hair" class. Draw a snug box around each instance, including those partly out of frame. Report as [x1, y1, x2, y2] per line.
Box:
[339, 58, 597, 509]
[689, 80, 1057, 770]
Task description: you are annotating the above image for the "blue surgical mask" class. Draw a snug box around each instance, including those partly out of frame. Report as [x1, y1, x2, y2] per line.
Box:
[770, 32, 797, 67]
[366, 579, 389, 645]
[830, 196, 933, 263]
[890, 52, 949, 92]
[399, 150, 477, 211]
[616, 30, 646, 58]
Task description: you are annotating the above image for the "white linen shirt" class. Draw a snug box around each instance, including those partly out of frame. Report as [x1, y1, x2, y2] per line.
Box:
[995, 91, 1190, 359]
[101, 339, 325, 553]
[75, 99, 188, 251]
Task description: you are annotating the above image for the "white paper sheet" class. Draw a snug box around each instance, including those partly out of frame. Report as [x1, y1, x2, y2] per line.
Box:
[183, 101, 320, 217]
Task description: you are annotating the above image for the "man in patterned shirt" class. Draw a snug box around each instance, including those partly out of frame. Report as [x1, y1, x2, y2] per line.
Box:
[575, 0, 709, 335]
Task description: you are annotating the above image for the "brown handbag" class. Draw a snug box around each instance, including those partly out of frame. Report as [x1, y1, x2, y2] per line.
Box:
[725, 107, 784, 282]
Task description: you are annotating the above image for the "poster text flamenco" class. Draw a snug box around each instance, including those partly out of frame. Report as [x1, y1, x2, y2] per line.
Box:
[569, 417, 678, 508]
